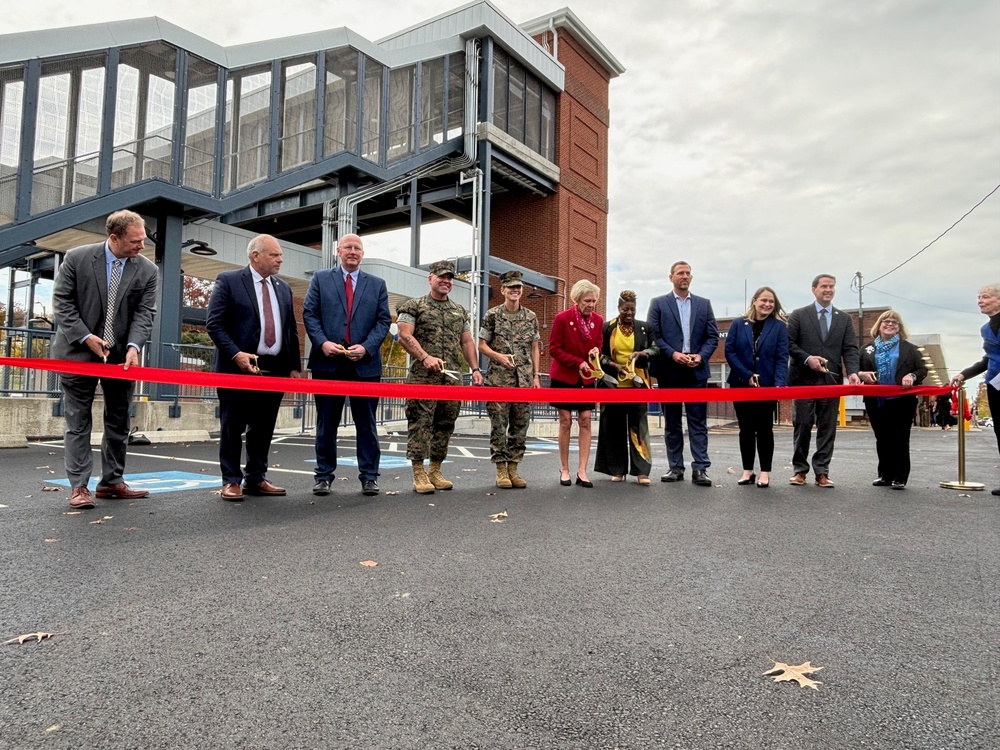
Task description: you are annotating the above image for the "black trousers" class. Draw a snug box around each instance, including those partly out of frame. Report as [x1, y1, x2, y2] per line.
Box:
[864, 394, 918, 483]
[733, 399, 776, 472]
[217, 355, 288, 486]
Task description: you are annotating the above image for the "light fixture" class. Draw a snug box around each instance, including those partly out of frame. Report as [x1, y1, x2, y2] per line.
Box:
[182, 239, 217, 256]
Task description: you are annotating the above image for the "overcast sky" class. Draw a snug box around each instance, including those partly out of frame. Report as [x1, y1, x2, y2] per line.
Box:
[4, 0, 999, 381]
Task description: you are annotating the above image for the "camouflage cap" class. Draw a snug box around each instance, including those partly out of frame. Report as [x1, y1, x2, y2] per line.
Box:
[428, 260, 455, 277]
[500, 270, 524, 288]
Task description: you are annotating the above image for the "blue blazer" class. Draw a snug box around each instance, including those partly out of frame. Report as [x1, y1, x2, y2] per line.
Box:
[207, 267, 301, 376]
[647, 293, 719, 385]
[302, 268, 391, 379]
[725, 316, 789, 387]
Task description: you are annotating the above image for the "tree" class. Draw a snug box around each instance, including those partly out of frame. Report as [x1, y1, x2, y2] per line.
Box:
[183, 276, 214, 308]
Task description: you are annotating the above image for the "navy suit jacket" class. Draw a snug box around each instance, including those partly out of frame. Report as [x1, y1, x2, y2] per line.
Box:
[724, 316, 789, 387]
[786, 303, 859, 385]
[302, 268, 391, 379]
[207, 267, 300, 376]
[647, 292, 719, 385]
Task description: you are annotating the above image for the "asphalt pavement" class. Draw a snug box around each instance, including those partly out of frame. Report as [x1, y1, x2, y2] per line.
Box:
[1, 424, 998, 749]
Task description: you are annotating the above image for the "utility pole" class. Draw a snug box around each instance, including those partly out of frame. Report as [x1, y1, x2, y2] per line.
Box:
[854, 271, 864, 335]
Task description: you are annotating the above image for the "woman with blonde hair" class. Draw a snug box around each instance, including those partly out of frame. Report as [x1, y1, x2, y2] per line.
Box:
[549, 279, 603, 487]
[595, 290, 659, 484]
[858, 309, 926, 489]
[724, 286, 789, 488]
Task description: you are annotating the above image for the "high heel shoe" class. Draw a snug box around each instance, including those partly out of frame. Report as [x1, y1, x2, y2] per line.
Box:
[575, 475, 594, 488]
[559, 473, 572, 487]
[756, 474, 770, 488]
[737, 472, 756, 486]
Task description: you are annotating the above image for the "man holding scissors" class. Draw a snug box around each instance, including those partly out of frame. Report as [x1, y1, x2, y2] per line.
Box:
[207, 234, 301, 501]
[786, 273, 860, 488]
[51, 209, 158, 509]
[396, 260, 483, 494]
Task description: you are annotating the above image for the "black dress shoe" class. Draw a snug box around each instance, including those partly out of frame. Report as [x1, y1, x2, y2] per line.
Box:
[872, 477, 890, 487]
[362, 480, 380, 496]
[737, 472, 756, 486]
[692, 470, 712, 487]
[661, 468, 684, 482]
[891, 480, 906, 490]
[575, 475, 594, 488]
[312, 480, 331, 496]
[992, 487, 1000, 496]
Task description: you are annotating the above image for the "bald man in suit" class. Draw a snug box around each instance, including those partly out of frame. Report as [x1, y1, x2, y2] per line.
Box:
[51, 210, 159, 509]
[207, 234, 301, 501]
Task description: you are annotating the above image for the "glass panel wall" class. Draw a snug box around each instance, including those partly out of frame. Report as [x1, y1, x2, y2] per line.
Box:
[114, 43, 177, 189]
[492, 49, 508, 131]
[491, 48, 557, 163]
[361, 57, 383, 163]
[524, 76, 541, 153]
[446, 52, 465, 140]
[182, 56, 219, 193]
[32, 54, 106, 213]
[419, 58, 444, 150]
[280, 58, 316, 172]
[541, 88, 556, 162]
[0, 66, 24, 222]
[324, 49, 358, 156]
[387, 65, 414, 164]
[225, 66, 271, 191]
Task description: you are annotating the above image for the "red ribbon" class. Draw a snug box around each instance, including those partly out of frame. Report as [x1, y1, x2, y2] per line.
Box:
[0, 357, 951, 404]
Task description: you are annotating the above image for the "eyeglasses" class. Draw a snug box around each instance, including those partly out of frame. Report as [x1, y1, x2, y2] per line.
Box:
[881, 320, 899, 326]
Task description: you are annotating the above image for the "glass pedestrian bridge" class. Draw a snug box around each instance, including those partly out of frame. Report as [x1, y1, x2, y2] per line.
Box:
[0, 1, 564, 253]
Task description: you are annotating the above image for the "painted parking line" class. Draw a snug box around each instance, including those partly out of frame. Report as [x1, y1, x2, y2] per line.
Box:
[47, 471, 222, 494]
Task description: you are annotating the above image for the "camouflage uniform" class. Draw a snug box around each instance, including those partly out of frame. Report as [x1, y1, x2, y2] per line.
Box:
[481, 303, 539, 463]
[398, 294, 471, 461]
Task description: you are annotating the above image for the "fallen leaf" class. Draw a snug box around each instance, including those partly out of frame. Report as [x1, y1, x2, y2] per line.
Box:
[360, 560, 379, 567]
[3, 631, 65, 645]
[41, 486, 62, 492]
[44, 538, 60, 543]
[89, 519, 105, 525]
[102, 515, 113, 520]
[726, 467, 735, 474]
[462, 469, 477, 472]
[763, 660, 824, 690]
[123, 527, 138, 531]
[488, 510, 509, 522]
[47, 470, 55, 474]
[35, 465, 50, 469]
[63, 511, 82, 515]
[45, 724, 61, 733]
[385, 491, 399, 496]
[486, 492, 496, 496]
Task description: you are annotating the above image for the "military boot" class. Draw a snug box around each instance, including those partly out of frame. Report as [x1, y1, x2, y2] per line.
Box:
[507, 462, 527, 489]
[495, 462, 513, 489]
[427, 460, 453, 490]
[412, 461, 435, 494]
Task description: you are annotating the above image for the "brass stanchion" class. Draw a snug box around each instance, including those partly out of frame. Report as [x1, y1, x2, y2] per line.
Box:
[940, 388, 985, 491]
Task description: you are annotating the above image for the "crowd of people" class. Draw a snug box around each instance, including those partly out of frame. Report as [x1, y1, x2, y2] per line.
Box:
[49, 213, 1000, 507]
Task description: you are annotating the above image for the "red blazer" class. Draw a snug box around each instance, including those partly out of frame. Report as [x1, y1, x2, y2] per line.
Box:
[548, 307, 604, 385]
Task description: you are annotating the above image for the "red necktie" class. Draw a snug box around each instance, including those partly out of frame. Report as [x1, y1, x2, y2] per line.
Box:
[261, 278, 276, 348]
[344, 273, 354, 345]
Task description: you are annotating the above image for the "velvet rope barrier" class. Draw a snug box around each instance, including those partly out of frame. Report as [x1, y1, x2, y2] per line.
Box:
[1, 357, 952, 404]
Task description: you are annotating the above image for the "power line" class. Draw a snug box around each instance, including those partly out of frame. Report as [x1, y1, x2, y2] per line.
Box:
[864, 284, 980, 315]
[866, 183, 1000, 285]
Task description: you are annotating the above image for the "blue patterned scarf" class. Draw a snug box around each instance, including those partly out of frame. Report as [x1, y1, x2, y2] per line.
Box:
[874, 335, 899, 383]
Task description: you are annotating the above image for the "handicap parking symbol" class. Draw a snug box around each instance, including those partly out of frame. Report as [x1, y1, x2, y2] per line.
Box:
[48, 471, 221, 495]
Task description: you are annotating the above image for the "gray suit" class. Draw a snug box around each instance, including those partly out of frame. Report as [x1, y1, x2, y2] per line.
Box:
[51, 241, 158, 488]
[786, 303, 860, 476]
